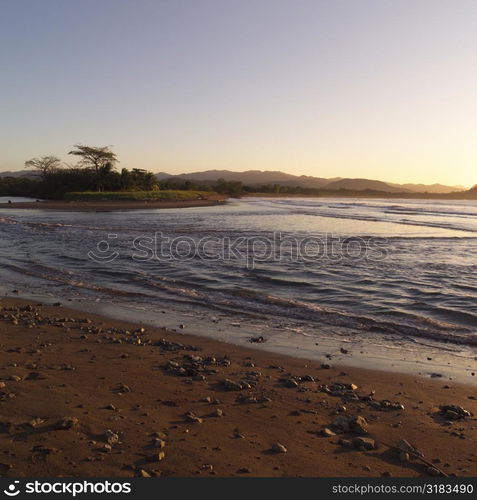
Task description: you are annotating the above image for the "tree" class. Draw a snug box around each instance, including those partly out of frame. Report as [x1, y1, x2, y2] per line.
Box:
[24, 156, 61, 177]
[68, 144, 118, 191]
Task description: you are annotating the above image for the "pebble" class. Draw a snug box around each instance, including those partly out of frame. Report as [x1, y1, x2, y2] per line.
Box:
[271, 442, 287, 454]
[352, 437, 375, 450]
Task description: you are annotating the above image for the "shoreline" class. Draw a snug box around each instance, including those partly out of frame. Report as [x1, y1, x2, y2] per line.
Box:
[1, 297, 476, 477]
[0, 197, 227, 212]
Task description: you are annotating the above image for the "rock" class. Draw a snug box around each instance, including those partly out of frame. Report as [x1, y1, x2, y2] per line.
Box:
[399, 452, 410, 462]
[0, 382, 6, 389]
[352, 437, 375, 450]
[320, 428, 336, 437]
[396, 439, 424, 458]
[150, 431, 167, 439]
[439, 405, 472, 420]
[139, 469, 151, 478]
[249, 336, 265, 343]
[116, 383, 132, 393]
[147, 452, 165, 462]
[271, 442, 287, 454]
[151, 439, 166, 449]
[211, 408, 224, 417]
[237, 467, 251, 473]
[28, 418, 45, 428]
[103, 429, 120, 445]
[332, 415, 368, 434]
[332, 416, 350, 432]
[9, 375, 22, 382]
[281, 378, 299, 388]
[427, 466, 442, 477]
[220, 379, 244, 391]
[349, 416, 368, 435]
[369, 399, 405, 411]
[339, 439, 353, 448]
[56, 416, 79, 430]
[185, 411, 203, 424]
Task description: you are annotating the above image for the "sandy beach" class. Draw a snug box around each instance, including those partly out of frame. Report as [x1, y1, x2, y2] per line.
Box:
[0, 197, 227, 212]
[0, 297, 476, 478]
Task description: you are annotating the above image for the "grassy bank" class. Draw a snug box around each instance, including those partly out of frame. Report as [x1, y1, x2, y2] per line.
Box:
[64, 190, 215, 201]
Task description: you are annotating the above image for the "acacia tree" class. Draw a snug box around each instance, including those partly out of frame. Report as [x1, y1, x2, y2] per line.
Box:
[24, 156, 62, 177]
[68, 144, 118, 191]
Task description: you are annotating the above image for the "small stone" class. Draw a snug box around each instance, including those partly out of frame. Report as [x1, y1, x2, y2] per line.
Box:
[352, 437, 375, 450]
[103, 429, 120, 445]
[151, 439, 166, 449]
[212, 408, 224, 417]
[427, 466, 441, 477]
[56, 416, 79, 430]
[28, 418, 45, 428]
[399, 452, 410, 462]
[147, 452, 165, 462]
[271, 442, 287, 454]
[320, 428, 336, 437]
[185, 412, 203, 424]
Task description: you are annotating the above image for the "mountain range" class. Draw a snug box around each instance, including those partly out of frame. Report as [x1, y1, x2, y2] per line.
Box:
[155, 170, 466, 194]
[0, 168, 468, 193]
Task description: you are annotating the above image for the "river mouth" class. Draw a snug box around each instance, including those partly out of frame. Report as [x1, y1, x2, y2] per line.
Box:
[1, 197, 476, 383]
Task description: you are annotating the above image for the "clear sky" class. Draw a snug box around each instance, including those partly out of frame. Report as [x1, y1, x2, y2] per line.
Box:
[1, 0, 476, 186]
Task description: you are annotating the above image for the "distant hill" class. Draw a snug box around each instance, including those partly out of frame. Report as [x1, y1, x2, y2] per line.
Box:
[388, 182, 467, 194]
[156, 169, 336, 188]
[0, 170, 39, 179]
[322, 178, 409, 193]
[0, 167, 469, 194]
[156, 169, 465, 194]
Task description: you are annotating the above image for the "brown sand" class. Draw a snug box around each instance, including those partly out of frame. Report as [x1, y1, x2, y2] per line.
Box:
[0, 297, 476, 478]
[0, 196, 227, 212]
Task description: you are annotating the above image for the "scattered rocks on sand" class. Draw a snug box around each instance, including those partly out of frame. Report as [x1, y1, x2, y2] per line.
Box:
[369, 400, 405, 411]
[220, 378, 249, 391]
[439, 405, 473, 420]
[332, 415, 368, 435]
[154, 338, 199, 352]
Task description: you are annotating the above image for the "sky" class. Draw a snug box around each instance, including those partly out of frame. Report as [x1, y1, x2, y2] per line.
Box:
[0, 0, 476, 186]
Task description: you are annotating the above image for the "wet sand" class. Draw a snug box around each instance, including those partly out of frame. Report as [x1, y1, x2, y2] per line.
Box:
[1, 297, 476, 478]
[0, 197, 227, 212]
